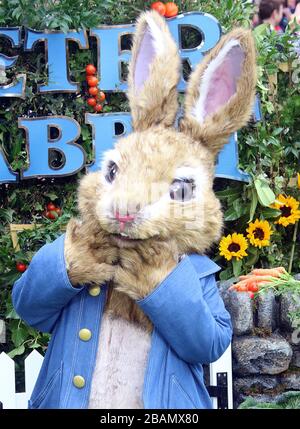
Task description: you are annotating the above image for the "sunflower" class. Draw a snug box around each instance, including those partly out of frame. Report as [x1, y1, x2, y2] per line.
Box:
[272, 194, 300, 227]
[219, 233, 248, 261]
[246, 219, 273, 248]
[297, 173, 300, 190]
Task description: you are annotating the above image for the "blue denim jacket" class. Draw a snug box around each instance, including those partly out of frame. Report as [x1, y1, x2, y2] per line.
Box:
[12, 234, 232, 409]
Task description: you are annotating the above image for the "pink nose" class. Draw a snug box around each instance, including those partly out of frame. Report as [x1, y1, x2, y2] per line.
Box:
[115, 211, 135, 223]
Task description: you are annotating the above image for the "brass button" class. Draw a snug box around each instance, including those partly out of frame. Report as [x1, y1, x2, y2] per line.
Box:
[73, 375, 85, 388]
[88, 286, 101, 296]
[79, 328, 92, 342]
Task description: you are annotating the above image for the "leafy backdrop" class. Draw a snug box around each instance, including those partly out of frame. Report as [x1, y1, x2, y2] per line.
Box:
[0, 0, 299, 384]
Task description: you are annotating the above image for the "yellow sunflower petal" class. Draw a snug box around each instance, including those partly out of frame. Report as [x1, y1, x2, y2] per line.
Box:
[246, 219, 273, 248]
[273, 195, 300, 227]
[219, 233, 248, 261]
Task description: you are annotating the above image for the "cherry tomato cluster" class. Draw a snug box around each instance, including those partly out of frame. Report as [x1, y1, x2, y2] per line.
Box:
[85, 64, 105, 113]
[234, 282, 258, 294]
[230, 278, 261, 299]
[44, 202, 62, 220]
[16, 262, 27, 273]
[151, 2, 178, 17]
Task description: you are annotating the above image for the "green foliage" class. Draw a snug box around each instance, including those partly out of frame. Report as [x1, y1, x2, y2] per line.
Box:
[0, 0, 255, 30]
[238, 391, 300, 409]
[215, 21, 300, 279]
[0, 180, 79, 363]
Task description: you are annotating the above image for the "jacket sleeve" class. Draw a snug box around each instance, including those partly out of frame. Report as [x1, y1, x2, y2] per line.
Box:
[12, 234, 84, 334]
[137, 255, 232, 364]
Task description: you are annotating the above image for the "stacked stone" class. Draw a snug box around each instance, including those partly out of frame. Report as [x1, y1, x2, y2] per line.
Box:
[218, 277, 300, 408]
[0, 320, 5, 344]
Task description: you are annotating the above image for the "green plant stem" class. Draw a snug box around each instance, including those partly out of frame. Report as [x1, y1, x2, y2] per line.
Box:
[288, 221, 299, 274]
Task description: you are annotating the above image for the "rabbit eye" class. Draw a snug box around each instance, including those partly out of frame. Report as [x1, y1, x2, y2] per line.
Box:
[105, 161, 118, 183]
[170, 178, 195, 201]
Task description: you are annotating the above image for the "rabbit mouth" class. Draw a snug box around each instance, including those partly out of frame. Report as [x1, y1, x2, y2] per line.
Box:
[110, 232, 144, 247]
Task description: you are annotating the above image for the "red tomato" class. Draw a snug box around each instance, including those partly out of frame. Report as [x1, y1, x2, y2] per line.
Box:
[87, 76, 99, 87]
[151, 1, 166, 16]
[248, 284, 259, 293]
[94, 104, 103, 112]
[87, 97, 97, 107]
[88, 86, 98, 96]
[97, 91, 106, 102]
[85, 64, 96, 75]
[16, 262, 27, 273]
[165, 2, 178, 17]
[248, 292, 255, 299]
[47, 202, 56, 211]
[54, 207, 62, 216]
[46, 211, 57, 220]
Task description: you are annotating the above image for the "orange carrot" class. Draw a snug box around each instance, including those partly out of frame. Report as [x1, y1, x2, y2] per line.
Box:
[251, 267, 286, 277]
[229, 280, 248, 291]
[230, 277, 274, 293]
[248, 275, 273, 282]
[239, 275, 254, 280]
[237, 284, 248, 292]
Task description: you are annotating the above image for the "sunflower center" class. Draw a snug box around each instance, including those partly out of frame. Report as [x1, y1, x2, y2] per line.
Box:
[228, 243, 241, 253]
[253, 227, 265, 240]
[280, 205, 292, 217]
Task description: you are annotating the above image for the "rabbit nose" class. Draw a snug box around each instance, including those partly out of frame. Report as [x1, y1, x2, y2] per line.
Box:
[114, 210, 136, 233]
[114, 203, 141, 222]
[114, 204, 141, 232]
[115, 211, 136, 223]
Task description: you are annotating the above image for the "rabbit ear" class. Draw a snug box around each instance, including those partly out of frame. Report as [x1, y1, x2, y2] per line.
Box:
[127, 10, 181, 131]
[180, 28, 257, 156]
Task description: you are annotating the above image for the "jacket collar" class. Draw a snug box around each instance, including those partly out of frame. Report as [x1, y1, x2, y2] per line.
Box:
[187, 254, 221, 278]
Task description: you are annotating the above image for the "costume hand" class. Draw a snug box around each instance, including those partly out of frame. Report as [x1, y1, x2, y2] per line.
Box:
[64, 218, 118, 287]
[114, 239, 179, 300]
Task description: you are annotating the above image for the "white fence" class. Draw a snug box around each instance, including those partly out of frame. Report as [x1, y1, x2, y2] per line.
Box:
[0, 350, 43, 409]
[0, 345, 233, 409]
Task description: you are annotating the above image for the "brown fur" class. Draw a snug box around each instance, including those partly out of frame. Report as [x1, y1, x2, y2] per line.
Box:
[127, 10, 181, 131]
[64, 217, 118, 287]
[180, 28, 257, 156]
[64, 11, 257, 332]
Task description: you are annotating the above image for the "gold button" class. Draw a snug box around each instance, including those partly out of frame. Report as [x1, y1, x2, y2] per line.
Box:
[73, 375, 85, 388]
[88, 286, 101, 296]
[79, 328, 92, 341]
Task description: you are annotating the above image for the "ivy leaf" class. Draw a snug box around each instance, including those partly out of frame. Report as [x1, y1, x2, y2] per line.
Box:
[253, 22, 269, 38]
[12, 326, 28, 347]
[29, 343, 40, 349]
[254, 177, 276, 207]
[261, 207, 282, 219]
[249, 188, 258, 222]
[232, 258, 243, 278]
[219, 267, 233, 281]
[8, 344, 25, 359]
[224, 206, 240, 221]
[5, 307, 20, 319]
[34, 202, 43, 211]
[0, 272, 20, 288]
[216, 188, 241, 199]
[45, 192, 58, 201]
[273, 127, 284, 136]
[245, 247, 260, 267]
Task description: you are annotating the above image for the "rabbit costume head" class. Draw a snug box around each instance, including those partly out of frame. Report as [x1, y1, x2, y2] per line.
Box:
[78, 11, 257, 255]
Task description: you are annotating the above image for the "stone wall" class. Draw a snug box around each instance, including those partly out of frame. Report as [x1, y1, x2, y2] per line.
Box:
[218, 276, 300, 408]
[0, 319, 6, 344]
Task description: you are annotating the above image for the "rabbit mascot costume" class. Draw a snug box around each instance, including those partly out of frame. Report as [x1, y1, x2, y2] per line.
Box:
[13, 10, 256, 409]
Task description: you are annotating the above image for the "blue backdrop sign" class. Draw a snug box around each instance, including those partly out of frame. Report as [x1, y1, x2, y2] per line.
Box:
[0, 12, 260, 184]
